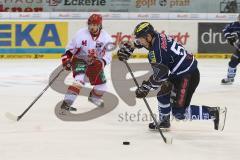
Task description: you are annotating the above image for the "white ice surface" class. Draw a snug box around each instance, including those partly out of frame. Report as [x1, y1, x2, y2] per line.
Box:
[0, 59, 239, 160]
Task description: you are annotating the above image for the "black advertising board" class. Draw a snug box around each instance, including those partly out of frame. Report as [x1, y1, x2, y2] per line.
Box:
[198, 22, 235, 53]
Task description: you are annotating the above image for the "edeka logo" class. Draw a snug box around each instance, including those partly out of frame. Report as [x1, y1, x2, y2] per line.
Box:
[64, 0, 106, 6]
[0, 22, 67, 54]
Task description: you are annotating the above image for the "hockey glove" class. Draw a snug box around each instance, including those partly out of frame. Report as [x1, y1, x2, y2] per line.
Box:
[227, 33, 238, 46]
[61, 50, 72, 71]
[117, 41, 134, 61]
[135, 80, 152, 98]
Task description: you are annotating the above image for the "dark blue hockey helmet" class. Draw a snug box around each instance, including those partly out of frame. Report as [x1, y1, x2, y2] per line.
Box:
[134, 22, 155, 38]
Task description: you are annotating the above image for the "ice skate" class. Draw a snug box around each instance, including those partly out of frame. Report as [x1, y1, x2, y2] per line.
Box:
[209, 107, 227, 131]
[88, 92, 104, 107]
[149, 115, 170, 132]
[221, 77, 234, 85]
[59, 101, 77, 115]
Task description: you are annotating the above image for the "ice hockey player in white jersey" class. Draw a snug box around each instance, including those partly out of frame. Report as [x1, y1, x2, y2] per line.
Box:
[117, 22, 227, 131]
[60, 14, 112, 112]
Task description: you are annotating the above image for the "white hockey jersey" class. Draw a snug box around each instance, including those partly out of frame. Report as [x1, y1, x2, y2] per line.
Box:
[65, 27, 113, 65]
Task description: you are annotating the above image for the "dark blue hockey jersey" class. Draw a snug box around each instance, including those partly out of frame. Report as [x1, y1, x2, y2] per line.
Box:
[147, 33, 197, 81]
[223, 21, 240, 38]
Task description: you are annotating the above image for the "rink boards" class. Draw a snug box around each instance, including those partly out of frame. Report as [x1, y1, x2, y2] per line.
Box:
[0, 53, 233, 59]
[0, 19, 236, 59]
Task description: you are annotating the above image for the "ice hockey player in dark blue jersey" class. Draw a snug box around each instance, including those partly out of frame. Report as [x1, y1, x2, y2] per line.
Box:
[222, 14, 240, 84]
[117, 22, 227, 131]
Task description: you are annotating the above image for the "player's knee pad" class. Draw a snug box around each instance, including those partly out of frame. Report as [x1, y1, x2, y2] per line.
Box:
[86, 59, 106, 85]
[67, 84, 81, 95]
[229, 53, 240, 68]
[172, 107, 187, 120]
[73, 74, 85, 88]
[157, 81, 172, 97]
[94, 83, 107, 92]
[92, 83, 108, 97]
[157, 92, 171, 114]
[157, 94, 171, 105]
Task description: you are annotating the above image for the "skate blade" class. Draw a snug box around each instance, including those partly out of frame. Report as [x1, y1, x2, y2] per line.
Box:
[59, 110, 67, 115]
[221, 81, 233, 85]
[58, 108, 71, 116]
[88, 99, 104, 107]
[218, 107, 227, 131]
[59, 107, 77, 115]
[221, 83, 233, 85]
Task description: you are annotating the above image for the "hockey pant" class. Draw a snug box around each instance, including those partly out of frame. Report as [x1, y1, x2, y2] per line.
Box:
[64, 57, 107, 106]
[157, 68, 216, 121]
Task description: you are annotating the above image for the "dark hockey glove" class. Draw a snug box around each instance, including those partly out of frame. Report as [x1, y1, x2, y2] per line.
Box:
[117, 41, 134, 61]
[135, 80, 152, 98]
[227, 34, 238, 46]
[61, 50, 72, 71]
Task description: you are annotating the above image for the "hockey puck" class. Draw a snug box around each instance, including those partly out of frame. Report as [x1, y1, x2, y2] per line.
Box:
[123, 141, 130, 145]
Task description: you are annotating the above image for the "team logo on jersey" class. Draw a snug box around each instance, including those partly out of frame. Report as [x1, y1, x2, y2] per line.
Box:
[82, 40, 87, 46]
[96, 42, 103, 48]
[96, 42, 104, 53]
[149, 51, 156, 63]
[160, 34, 167, 52]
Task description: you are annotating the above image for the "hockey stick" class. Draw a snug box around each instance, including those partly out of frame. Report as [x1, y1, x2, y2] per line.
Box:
[5, 68, 64, 121]
[123, 60, 172, 144]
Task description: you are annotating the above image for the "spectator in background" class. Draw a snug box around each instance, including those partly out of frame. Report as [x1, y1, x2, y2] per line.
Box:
[223, 0, 238, 13]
